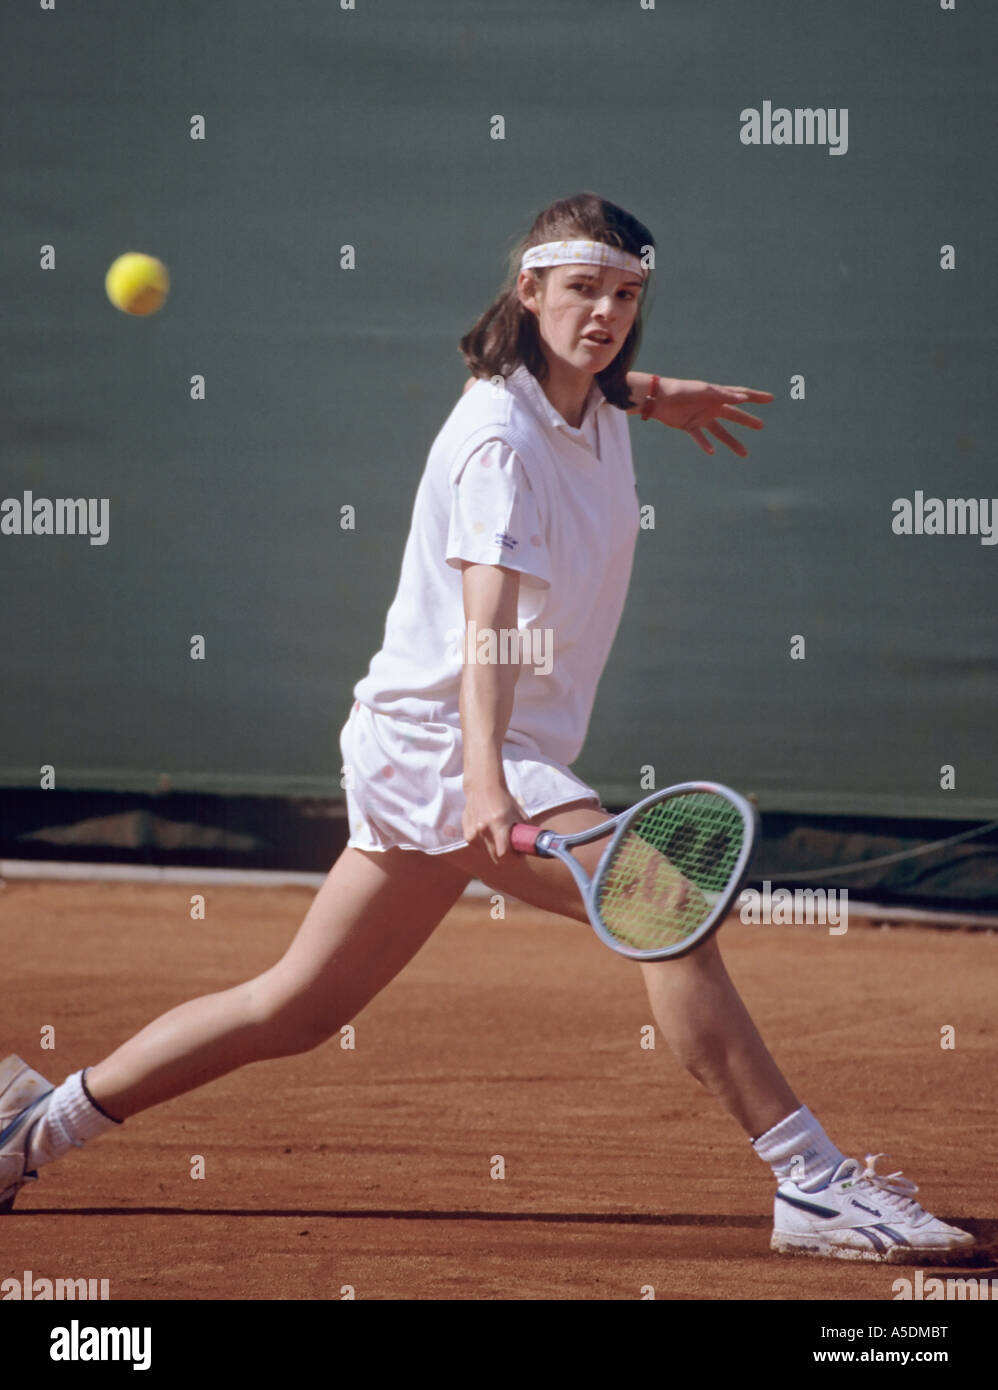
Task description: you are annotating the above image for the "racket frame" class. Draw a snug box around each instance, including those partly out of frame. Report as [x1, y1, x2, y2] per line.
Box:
[518, 781, 759, 961]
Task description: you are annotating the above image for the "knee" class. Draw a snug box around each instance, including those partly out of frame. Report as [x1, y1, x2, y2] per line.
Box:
[640, 932, 723, 989]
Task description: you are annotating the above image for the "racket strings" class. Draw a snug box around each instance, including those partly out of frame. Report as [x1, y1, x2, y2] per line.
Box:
[596, 793, 745, 951]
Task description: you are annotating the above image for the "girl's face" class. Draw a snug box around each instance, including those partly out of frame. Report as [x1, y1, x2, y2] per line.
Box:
[518, 262, 644, 376]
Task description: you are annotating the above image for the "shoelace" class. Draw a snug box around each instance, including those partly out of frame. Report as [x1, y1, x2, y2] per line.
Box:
[853, 1153, 927, 1223]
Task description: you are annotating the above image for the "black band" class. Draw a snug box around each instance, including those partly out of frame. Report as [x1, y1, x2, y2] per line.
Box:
[81, 1068, 124, 1125]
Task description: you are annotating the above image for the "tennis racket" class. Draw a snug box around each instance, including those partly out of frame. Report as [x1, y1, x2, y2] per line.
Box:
[511, 782, 758, 961]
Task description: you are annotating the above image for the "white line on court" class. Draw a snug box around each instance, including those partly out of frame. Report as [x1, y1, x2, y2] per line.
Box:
[1, 860, 997, 926]
[0, 859, 494, 897]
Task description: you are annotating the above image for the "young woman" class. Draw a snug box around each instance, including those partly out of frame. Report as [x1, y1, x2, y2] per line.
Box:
[1, 194, 973, 1265]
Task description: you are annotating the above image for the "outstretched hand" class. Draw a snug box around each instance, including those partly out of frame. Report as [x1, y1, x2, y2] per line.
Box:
[652, 380, 774, 457]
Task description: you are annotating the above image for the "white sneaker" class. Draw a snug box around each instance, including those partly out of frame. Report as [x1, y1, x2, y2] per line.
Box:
[0, 1055, 55, 1213]
[772, 1153, 975, 1263]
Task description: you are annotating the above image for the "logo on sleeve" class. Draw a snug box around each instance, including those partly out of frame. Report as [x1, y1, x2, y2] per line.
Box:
[493, 530, 518, 551]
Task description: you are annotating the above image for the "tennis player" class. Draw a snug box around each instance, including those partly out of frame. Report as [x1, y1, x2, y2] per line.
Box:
[1, 194, 974, 1264]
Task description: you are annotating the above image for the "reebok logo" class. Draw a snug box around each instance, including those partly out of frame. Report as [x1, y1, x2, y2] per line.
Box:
[852, 1200, 883, 1217]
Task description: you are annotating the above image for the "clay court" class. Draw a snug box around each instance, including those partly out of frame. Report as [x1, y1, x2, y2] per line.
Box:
[4, 878, 995, 1301]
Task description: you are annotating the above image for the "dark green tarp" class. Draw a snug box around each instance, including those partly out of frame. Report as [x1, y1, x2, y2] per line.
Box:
[3, 2, 995, 841]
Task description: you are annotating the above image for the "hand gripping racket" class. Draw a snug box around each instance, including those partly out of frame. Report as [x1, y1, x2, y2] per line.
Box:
[511, 782, 758, 961]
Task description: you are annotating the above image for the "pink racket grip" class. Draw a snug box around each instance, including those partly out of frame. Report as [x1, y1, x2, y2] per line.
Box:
[510, 823, 541, 855]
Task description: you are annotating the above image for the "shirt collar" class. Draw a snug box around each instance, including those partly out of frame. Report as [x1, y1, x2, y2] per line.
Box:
[511, 365, 605, 436]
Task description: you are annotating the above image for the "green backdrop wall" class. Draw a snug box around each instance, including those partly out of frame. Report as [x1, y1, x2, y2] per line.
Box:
[3, 0, 996, 822]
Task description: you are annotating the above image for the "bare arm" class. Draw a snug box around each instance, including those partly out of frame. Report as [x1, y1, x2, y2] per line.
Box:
[465, 371, 771, 455]
[463, 370, 666, 408]
[624, 371, 671, 414]
[624, 371, 774, 455]
[458, 561, 525, 861]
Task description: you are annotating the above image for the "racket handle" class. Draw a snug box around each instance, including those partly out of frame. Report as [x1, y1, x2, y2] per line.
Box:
[510, 823, 540, 855]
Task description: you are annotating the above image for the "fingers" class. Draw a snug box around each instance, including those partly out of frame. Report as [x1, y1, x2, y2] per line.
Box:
[706, 420, 747, 457]
[480, 817, 513, 862]
[688, 427, 714, 455]
[722, 386, 774, 402]
[688, 419, 755, 457]
[462, 808, 522, 864]
[718, 405, 766, 429]
[677, 384, 772, 456]
[475, 824, 502, 864]
[470, 826, 501, 865]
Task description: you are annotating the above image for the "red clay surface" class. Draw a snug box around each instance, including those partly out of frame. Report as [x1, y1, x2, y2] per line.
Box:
[3, 879, 996, 1300]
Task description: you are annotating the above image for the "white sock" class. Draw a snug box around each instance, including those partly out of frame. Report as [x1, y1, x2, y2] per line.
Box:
[751, 1105, 846, 1191]
[25, 1069, 121, 1170]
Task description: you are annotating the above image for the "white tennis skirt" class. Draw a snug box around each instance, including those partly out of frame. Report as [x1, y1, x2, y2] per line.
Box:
[338, 700, 600, 855]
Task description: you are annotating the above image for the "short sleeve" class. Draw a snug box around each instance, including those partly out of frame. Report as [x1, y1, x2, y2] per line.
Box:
[445, 440, 551, 589]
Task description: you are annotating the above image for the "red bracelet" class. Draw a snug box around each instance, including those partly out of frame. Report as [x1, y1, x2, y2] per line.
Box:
[640, 374, 660, 421]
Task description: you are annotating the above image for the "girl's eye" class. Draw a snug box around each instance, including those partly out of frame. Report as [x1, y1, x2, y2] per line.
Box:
[569, 283, 635, 299]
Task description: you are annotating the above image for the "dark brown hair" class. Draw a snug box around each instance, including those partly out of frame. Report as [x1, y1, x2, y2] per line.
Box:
[459, 193, 655, 410]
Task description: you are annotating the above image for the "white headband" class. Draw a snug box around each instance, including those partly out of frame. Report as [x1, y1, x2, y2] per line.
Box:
[520, 239, 647, 278]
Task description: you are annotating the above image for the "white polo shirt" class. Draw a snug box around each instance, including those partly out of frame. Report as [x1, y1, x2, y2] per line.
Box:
[342, 364, 641, 851]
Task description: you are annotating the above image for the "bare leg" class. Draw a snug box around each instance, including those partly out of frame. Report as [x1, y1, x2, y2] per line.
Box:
[85, 847, 470, 1119]
[448, 801, 798, 1139]
[637, 939, 798, 1136]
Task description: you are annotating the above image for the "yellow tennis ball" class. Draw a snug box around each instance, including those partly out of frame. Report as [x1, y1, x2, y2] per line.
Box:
[105, 252, 170, 316]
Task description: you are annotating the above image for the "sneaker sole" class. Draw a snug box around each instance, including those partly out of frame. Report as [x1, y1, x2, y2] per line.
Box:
[771, 1231, 976, 1265]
